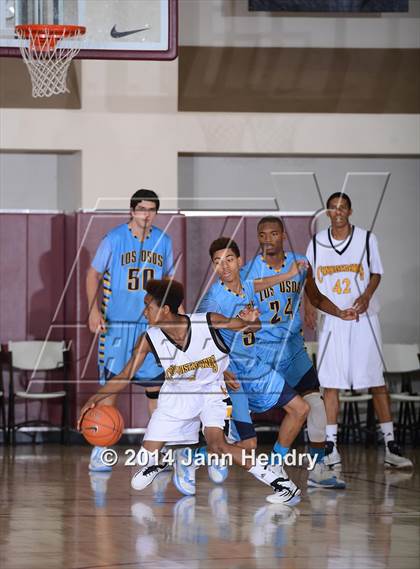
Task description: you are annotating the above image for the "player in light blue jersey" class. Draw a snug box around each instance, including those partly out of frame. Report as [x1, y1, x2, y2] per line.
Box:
[197, 237, 319, 498]
[242, 217, 356, 388]
[199, 237, 305, 415]
[86, 189, 175, 472]
[242, 217, 357, 487]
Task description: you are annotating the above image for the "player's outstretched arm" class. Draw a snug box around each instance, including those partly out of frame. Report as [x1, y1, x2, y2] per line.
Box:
[304, 266, 358, 321]
[252, 259, 308, 292]
[208, 311, 261, 333]
[77, 334, 151, 429]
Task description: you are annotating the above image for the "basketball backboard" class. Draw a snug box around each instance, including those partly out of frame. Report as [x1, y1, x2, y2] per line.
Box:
[0, 0, 177, 59]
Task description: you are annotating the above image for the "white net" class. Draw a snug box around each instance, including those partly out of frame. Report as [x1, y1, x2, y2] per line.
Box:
[16, 26, 84, 98]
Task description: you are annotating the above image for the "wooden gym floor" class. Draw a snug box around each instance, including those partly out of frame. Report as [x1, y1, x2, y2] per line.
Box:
[0, 444, 418, 569]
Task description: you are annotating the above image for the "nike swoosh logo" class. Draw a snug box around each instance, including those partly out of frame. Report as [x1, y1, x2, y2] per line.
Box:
[110, 25, 150, 39]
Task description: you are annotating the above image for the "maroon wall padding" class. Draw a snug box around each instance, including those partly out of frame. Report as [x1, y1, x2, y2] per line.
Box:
[0, 212, 313, 433]
[186, 216, 247, 312]
[0, 213, 66, 428]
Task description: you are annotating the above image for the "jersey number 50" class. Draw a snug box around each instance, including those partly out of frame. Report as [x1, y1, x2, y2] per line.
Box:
[127, 268, 155, 291]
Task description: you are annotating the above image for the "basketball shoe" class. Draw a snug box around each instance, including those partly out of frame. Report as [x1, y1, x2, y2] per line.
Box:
[131, 463, 167, 491]
[89, 446, 112, 473]
[323, 441, 342, 469]
[307, 461, 346, 489]
[173, 448, 197, 496]
[384, 441, 413, 468]
[265, 465, 301, 506]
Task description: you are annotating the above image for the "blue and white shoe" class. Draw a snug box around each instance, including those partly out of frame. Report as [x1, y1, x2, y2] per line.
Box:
[307, 461, 346, 489]
[207, 461, 229, 484]
[173, 448, 197, 496]
[89, 446, 112, 473]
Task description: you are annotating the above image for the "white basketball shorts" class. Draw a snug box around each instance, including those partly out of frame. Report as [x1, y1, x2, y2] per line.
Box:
[317, 313, 385, 390]
[143, 392, 227, 444]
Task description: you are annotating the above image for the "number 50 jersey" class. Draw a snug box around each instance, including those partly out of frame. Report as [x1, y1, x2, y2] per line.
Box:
[92, 223, 174, 325]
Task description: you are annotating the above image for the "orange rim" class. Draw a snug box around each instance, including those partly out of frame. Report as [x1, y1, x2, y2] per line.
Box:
[15, 24, 86, 50]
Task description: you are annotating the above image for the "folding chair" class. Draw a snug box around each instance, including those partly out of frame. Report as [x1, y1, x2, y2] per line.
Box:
[383, 343, 420, 446]
[7, 341, 70, 444]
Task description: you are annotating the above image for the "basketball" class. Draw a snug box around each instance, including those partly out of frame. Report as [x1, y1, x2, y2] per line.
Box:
[80, 405, 124, 447]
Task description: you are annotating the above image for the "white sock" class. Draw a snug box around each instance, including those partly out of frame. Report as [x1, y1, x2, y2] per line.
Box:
[380, 422, 394, 445]
[249, 460, 279, 486]
[326, 424, 338, 446]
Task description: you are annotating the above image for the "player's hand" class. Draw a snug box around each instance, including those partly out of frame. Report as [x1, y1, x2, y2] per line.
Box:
[224, 370, 240, 391]
[239, 308, 261, 332]
[77, 396, 99, 431]
[88, 307, 106, 334]
[338, 308, 359, 321]
[352, 293, 370, 315]
[287, 259, 309, 279]
[239, 307, 260, 322]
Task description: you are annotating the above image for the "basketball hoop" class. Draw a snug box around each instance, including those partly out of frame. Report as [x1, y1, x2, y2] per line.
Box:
[15, 24, 86, 98]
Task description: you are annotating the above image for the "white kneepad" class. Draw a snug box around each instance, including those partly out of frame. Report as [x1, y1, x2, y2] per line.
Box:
[303, 392, 326, 443]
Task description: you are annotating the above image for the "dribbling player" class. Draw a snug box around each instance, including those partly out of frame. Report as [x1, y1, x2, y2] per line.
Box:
[79, 279, 302, 506]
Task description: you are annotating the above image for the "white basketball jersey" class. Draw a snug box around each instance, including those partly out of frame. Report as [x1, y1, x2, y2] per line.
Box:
[306, 226, 384, 316]
[146, 313, 230, 394]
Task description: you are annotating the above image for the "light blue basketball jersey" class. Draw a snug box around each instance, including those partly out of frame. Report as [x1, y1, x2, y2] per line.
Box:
[242, 253, 312, 384]
[197, 278, 287, 412]
[92, 223, 174, 325]
[92, 223, 174, 382]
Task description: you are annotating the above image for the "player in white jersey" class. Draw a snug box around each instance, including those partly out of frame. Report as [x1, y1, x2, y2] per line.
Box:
[305, 192, 412, 469]
[79, 279, 304, 506]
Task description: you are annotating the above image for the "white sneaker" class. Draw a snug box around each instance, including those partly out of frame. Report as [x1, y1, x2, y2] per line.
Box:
[131, 463, 166, 491]
[89, 446, 112, 472]
[307, 461, 346, 489]
[384, 441, 413, 469]
[172, 448, 197, 496]
[265, 465, 301, 506]
[323, 442, 342, 470]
